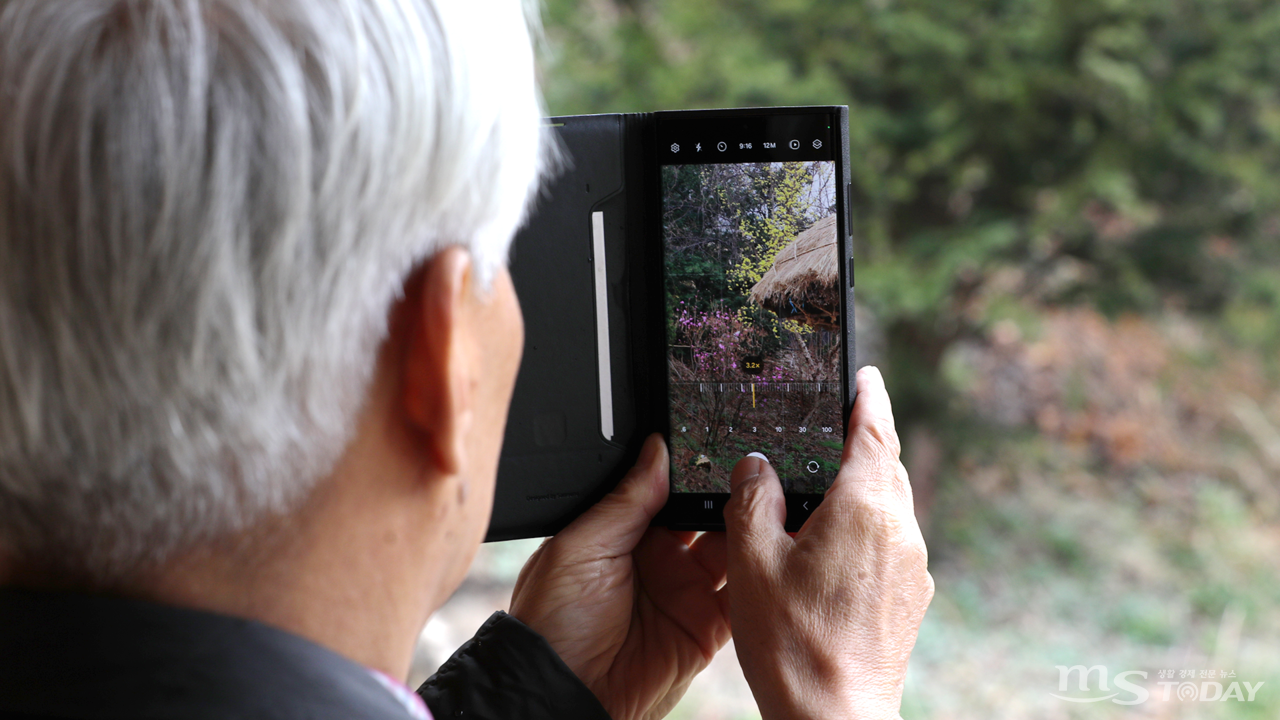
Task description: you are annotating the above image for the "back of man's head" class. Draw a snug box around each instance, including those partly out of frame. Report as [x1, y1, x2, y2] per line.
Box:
[0, 0, 549, 583]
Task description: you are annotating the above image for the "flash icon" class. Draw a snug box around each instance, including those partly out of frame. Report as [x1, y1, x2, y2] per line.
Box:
[696, 143, 702, 152]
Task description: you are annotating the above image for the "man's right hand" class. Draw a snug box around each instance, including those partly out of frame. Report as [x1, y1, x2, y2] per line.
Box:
[723, 366, 934, 720]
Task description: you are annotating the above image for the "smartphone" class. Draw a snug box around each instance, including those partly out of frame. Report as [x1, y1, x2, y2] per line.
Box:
[487, 107, 853, 540]
[651, 109, 853, 532]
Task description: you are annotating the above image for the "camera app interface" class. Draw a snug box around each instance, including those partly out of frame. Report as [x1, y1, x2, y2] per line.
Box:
[661, 122, 842, 494]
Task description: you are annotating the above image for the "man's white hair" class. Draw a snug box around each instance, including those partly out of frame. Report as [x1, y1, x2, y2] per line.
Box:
[0, 0, 551, 581]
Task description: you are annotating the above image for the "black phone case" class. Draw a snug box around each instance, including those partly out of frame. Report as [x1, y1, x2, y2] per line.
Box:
[486, 107, 852, 542]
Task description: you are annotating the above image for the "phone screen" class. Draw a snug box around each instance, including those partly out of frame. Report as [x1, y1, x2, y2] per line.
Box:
[657, 112, 845, 501]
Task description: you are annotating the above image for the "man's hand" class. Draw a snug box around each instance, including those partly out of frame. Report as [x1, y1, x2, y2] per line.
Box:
[509, 435, 731, 720]
[724, 366, 934, 720]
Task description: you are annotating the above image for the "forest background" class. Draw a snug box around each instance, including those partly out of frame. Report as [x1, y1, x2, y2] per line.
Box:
[415, 1, 1280, 718]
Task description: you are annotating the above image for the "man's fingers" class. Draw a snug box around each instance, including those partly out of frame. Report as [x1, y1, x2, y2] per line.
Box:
[843, 366, 900, 464]
[689, 531, 727, 588]
[723, 453, 788, 569]
[552, 433, 669, 559]
[634, 528, 733, 655]
[832, 367, 911, 508]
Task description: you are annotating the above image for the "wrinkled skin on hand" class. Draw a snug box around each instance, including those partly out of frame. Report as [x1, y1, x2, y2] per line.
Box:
[510, 365, 931, 720]
[509, 435, 731, 720]
[724, 366, 934, 720]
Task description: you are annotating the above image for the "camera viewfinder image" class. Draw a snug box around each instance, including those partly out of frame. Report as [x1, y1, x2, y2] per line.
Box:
[663, 161, 842, 493]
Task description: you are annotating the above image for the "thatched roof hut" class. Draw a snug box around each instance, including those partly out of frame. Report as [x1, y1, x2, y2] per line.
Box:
[749, 215, 839, 329]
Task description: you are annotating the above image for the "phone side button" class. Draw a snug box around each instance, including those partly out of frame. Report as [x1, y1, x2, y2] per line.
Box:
[848, 256, 855, 287]
[845, 183, 852, 237]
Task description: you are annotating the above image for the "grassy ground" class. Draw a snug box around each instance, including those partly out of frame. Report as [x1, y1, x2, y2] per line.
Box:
[901, 305, 1280, 718]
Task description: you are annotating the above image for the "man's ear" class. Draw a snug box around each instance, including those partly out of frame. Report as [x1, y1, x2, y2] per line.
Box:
[400, 247, 475, 478]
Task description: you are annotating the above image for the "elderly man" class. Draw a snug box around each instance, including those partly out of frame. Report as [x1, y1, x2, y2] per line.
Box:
[0, 1, 932, 719]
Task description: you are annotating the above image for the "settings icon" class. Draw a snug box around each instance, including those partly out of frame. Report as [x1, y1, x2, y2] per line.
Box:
[670, 143, 680, 153]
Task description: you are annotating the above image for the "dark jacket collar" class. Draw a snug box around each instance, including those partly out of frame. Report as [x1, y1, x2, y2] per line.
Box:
[0, 587, 414, 720]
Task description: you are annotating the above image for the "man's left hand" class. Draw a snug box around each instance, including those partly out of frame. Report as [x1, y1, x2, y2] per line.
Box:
[509, 434, 730, 720]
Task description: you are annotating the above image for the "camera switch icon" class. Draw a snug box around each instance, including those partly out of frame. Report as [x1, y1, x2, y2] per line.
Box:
[806, 460, 820, 473]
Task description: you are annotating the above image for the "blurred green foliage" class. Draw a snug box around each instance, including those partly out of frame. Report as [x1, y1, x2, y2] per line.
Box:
[539, 0, 1280, 422]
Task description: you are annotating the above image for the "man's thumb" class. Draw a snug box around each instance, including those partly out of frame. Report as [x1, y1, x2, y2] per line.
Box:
[553, 433, 668, 558]
[723, 452, 787, 557]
